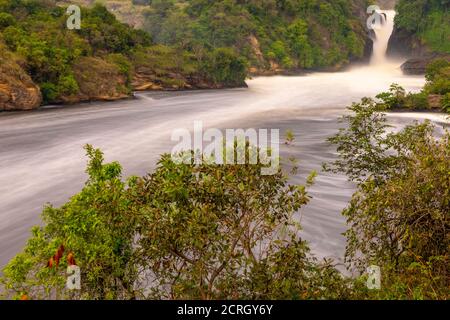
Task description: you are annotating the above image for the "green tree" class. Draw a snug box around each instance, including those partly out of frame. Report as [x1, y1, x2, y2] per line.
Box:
[1, 145, 140, 300]
[0, 12, 15, 29]
[287, 19, 313, 68]
[326, 99, 450, 299]
[204, 47, 247, 86]
[1, 144, 357, 300]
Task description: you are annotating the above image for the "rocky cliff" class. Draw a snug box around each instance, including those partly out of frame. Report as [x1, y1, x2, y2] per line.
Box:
[377, 0, 397, 10]
[0, 41, 42, 111]
[0, 1, 247, 111]
[57, 57, 130, 104]
[387, 0, 449, 74]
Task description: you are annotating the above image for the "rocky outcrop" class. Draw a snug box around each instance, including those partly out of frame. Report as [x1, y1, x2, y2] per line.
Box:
[132, 68, 247, 91]
[428, 94, 443, 109]
[57, 0, 146, 28]
[387, 29, 432, 59]
[57, 57, 130, 104]
[387, 1, 448, 60]
[0, 44, 42, 111]
[401, 54, 450, 75]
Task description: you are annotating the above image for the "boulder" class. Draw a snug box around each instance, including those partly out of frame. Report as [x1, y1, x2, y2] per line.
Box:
[401, 54, 450, 75]
[401, 58, 431, 75]
[428, 94, 443, 109]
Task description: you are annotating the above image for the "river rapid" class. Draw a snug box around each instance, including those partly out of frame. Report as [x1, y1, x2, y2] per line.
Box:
[0, 9, 448, 269]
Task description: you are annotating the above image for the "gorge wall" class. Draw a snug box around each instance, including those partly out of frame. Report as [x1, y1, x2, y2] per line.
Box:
[387, 0, 449, 59]
[0, 41, 42, 111]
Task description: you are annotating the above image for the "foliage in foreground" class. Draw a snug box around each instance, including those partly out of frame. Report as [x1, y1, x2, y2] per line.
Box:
[1, 145, 360, 300]
[2, 102, 449, 300]
[376, 59, 450, 113]
[326, 98, 450, 299]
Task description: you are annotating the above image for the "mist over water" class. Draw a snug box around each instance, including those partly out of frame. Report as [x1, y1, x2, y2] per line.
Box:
[0, 10, 447, 270]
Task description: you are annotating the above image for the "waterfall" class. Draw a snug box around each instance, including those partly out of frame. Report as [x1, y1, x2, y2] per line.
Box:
[370, 10, 396, 65]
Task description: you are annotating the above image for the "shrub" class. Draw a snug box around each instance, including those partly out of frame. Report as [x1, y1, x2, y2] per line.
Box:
[326, 99, 450, 299]
[57, 74, 79, 96]
[203, 47, 247, 86]
[442, 92, 450, 113]
[1, 144, 357, 300]
[425, 58, 450, 82]
[404, 92, 429, 109]
[376, 83, 407, 110]
[106, 53, 133, 86]
[0, 12, 15, 29]
[1, 145, 139, 300]
[424, 66, 450, 95]
[40, 82, 58, 103]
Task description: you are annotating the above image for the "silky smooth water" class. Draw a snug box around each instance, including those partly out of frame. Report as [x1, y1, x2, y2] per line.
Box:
[0, 13, 447, 269]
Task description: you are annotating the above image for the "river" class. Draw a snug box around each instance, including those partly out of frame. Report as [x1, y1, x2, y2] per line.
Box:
[0, 10, 449, 269]
[2, 61, 448, 269]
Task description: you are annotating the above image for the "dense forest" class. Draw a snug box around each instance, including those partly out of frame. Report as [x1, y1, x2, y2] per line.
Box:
[140, 0, 367, 71]
[0, 0, 247, 109]
[139, 0, 370, 73]
[1, 0, 374, 110]
[59, 0, 371, 73]
[1, 0, 449, 111]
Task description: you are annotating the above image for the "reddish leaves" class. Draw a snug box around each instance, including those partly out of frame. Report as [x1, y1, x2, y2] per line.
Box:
[47, 244, 75, 268]
[47, 257, 54, 268]
[67, 252, 76, 266]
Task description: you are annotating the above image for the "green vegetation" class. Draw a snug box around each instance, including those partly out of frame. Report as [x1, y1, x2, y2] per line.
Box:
[376, 59, 450, 113]
[395, 0, 450, 53]
[0, 0, 149, 103]
[140, 0, 369, 72]
[0, 0, 448, 301]
[0, 0, 247, 105]
[2, 103, 449, 299]
[0, 145, 357, 300]
[326, 98, 449, 299]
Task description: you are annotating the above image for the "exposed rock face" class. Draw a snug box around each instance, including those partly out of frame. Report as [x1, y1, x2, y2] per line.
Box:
[387, 28, 432, 59]
[132, 68, 247, 91]
[400, 57, 431, 75]
[401, 54, 450, 75]
[57, 0, 146, 28]
[58, 57, 130, 104]
[377, 0, 397, 10]
[428, 94, 443, 109]
[0, 44, 42, 111]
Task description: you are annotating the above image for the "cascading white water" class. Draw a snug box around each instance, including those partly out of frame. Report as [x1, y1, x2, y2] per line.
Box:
[370, 10, 396, 65]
